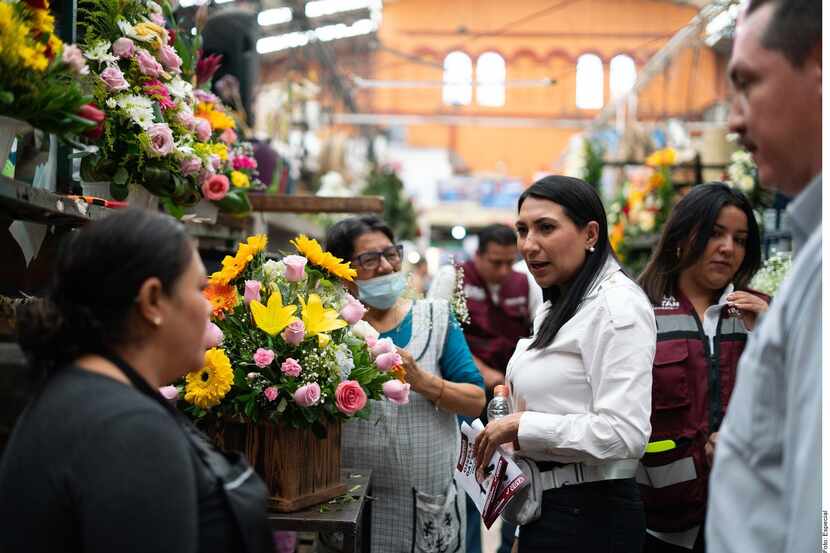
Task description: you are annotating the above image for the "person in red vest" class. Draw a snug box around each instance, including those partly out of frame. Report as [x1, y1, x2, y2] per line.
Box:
[637, 183, 769, 552]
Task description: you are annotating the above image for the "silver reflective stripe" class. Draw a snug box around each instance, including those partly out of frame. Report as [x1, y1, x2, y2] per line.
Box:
[656, 314, 698, 334]
[636, 456, 697, 488]
[224, 466, 254, 491]
[538, 459, 639, 490]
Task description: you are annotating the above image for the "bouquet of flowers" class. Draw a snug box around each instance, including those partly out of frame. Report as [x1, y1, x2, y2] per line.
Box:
[749, 251, 792, 296]
[0, 0, 102, 140]
[174, 234, 409, 436]
[76, 0, 252, 214]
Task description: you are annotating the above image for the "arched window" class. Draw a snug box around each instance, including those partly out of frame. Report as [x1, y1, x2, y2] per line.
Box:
[443, 51, 472, 106]
[610, 54, 637, 100]
[476, 51, 506, 107]
[575, 53, 604, 109]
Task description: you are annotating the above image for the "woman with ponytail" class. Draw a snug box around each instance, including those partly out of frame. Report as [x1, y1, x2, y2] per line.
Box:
[0, 209, 271, 553]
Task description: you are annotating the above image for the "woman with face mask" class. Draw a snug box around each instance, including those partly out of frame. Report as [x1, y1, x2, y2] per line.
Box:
[323, 216, 486, 553]
[637, 183, 768, 553]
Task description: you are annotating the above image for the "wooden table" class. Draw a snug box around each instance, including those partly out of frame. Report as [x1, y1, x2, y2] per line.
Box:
[267, 469, 373, 553]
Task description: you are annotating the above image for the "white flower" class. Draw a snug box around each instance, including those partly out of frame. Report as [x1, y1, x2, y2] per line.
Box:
[105, 97, 117, 109]
[262, 259, 285, 282]
[116, 94, 156, 130]
[117, 19, 136, 37]
[84, 40, 117, 64]
[146, 0, 163, 13]
[350, 320, 379, 341]
[738, 175, 755, 193]
[334, 344, 354, 381]
[167, 76, 193, 100]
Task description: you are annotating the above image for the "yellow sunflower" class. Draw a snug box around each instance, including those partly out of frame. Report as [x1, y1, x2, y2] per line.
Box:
[291, 235, 357, 281]
[184, 348, 234, 409]
[209, 235, 267, 285]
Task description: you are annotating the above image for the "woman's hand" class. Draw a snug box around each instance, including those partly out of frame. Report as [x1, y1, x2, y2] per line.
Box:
[705, 431, 719, 467]
[397, 347, 429, 392]
[726, 291, 769, 331]
[398, 346, 486, 417]
[473, 412, 522, 478]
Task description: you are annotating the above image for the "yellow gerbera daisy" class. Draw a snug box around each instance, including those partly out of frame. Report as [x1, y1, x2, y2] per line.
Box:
[291, 235, 357, 281]
[184, 348, 233, 409]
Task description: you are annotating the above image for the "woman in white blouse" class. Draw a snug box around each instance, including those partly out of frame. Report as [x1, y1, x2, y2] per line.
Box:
[474, 175, 656, 553]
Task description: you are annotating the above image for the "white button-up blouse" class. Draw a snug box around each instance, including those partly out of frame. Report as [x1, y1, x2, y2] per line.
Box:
[506, 258, 656, 465]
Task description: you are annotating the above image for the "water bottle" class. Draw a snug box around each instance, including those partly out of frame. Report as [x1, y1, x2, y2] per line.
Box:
[487, 385, 511, 421]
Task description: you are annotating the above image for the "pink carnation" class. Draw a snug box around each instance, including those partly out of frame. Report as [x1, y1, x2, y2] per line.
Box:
[263, 386, 279, 402]
[282, 255, 307, 282]
[281, 319, 305, 345]
[335, 380, 367, 416]
[136, 48, 163, 77]
[143, 80, 175, 111]
[382, 380, 410, 405]
[147, 123, 174, 156]
[112, 37, 135, 58]
[293, 382, 321, 407]
[375, 351, 402, 372]
[253, 347, 275, 368]
[100, 65, 129, 92]
[232, 155, 257, 170]
[202, 174, 229, 201]
[280, 358, 302, 377]
[158, 45, 182, 73]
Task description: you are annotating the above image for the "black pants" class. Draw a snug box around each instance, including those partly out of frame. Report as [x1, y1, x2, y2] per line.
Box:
[643, 529, 705, 553]
[518, 478, 645, 553]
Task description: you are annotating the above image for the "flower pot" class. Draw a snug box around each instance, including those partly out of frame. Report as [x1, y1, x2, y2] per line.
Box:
[0, 116, 32, 175]
[210, 419, 347, 513]
[182, 198, 219, 224]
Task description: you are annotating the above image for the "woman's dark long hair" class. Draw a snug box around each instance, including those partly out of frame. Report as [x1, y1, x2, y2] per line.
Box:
[15, 209, 193, 383]
[519, 175, 618, 350]
[638, 182, 762, 305]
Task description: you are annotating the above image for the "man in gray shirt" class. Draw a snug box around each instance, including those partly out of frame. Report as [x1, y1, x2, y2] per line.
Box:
[706, 1, 821, 552]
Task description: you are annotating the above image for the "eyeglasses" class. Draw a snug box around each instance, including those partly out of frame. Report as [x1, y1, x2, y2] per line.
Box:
[353, 244, 403, 270]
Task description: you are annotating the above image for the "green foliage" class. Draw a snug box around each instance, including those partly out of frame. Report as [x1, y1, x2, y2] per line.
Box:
[362, 167, 418, 241]
[581, 138, 605, 189]
[78, 0, 146, 44]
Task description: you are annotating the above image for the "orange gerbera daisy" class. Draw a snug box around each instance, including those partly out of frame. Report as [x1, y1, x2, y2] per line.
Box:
[204, 282, 237, 318]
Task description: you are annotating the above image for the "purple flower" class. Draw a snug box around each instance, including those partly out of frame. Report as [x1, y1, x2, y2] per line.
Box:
[194, 89, 219, 104]
[100, 65, 129, 92]
[158, 45, 182, 73]
[146, 123, 174, 156]
[280, 357, 302, 377]
[244, 280, 261, 305]
[112, 37, 135, 58]
[136, 48, 163, 77]
[281, 319, 305, 345]
[293, 382, 321, 407]
[195, 117, 211, 141]
[253, 348, 275, 368]
[177, 106, 197, 130]
[282, 255, 307, 282]
[181, 156, 202, 176]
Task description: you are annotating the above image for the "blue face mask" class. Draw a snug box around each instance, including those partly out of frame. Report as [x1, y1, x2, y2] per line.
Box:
[355, 272, 407, 310]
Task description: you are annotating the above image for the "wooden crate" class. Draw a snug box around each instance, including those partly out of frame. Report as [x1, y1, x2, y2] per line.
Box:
[212, 420, 347, 513]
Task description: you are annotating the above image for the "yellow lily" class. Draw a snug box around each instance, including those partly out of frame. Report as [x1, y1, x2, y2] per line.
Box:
[301, 294, 347, 347]
[250, 288, 297, 336]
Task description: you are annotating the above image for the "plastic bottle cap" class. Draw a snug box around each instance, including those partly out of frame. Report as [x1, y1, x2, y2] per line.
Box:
[494, 385, 507, 397]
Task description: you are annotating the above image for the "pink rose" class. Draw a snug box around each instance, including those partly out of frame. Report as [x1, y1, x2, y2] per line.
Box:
[263, 386, 279, 402]
[202, 174, 229, 201]
[219, 128, 238, 145]
[180, 156, 202, 176]
[158, 45, 182, 73]
[282, 255, 307, 282]
[112, 37, 135, 58]
[281, 319, 305, 345]
[204, 321, 223, 348]
[136, 48, 163, 77]
[365, 336, 377, 349]
[159, 385, 179, 401]
[339, 294, 366, 325]
[244, 280, 261, 305]
[232, 155, 257, 170]
[335, 380, 367, 416]
[100, 65, 129, 91]
[293, 382, 321, 407]
[375, 351, 402, 372]
[146, 123, 174, 156]
[371, 337, 396, 358]
[195, 117, 212, 141]
[280, 358, 302, 377]
[178, 107, 197, 130]
[61, 44, 88, 74]
[382, 380, 410, 405]
[253, 347, 275, 368]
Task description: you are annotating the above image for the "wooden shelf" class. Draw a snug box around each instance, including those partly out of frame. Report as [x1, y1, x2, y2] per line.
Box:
[0, 176, 111, 225]
[249, 194, 384, 214]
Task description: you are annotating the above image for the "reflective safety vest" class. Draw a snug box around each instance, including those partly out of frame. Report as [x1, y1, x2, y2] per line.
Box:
[637, 290, 768, 532]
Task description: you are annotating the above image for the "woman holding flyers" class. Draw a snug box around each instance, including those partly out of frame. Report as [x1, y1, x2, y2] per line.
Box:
[474, 175, 656, 553]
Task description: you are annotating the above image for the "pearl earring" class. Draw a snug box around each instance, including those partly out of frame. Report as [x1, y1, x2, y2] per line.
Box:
[588, 245, 595, 253]
[152, 317, 162, 326]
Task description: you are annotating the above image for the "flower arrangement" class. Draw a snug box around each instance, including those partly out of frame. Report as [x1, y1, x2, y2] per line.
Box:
[0, 0, 101, 140]
[749, 251, 792, 296]
[176, 234, 408, 435]
[76, 0, 254, 214]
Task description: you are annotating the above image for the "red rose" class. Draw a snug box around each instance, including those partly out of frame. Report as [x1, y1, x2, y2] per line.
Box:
[23, 0, 49, 10]
[335, 380, 367, 416]
[167, 29, 177, 46]
[77, 103, 106, 141]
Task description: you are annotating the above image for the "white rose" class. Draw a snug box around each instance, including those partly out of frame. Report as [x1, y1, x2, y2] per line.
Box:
[262, 259, 285, 282]
[350, 320, 379, 341]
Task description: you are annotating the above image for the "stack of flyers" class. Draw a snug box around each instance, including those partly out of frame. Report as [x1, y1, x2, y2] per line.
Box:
[453, 419, 529, 528]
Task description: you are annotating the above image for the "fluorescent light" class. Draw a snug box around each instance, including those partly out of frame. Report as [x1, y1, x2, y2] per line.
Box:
[178, 0, 207, 7]
[257, 18, 376, 54]
[214, 0, 234, 4]
[258, 7, 292, 26]
[305, 0, 379, 18]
